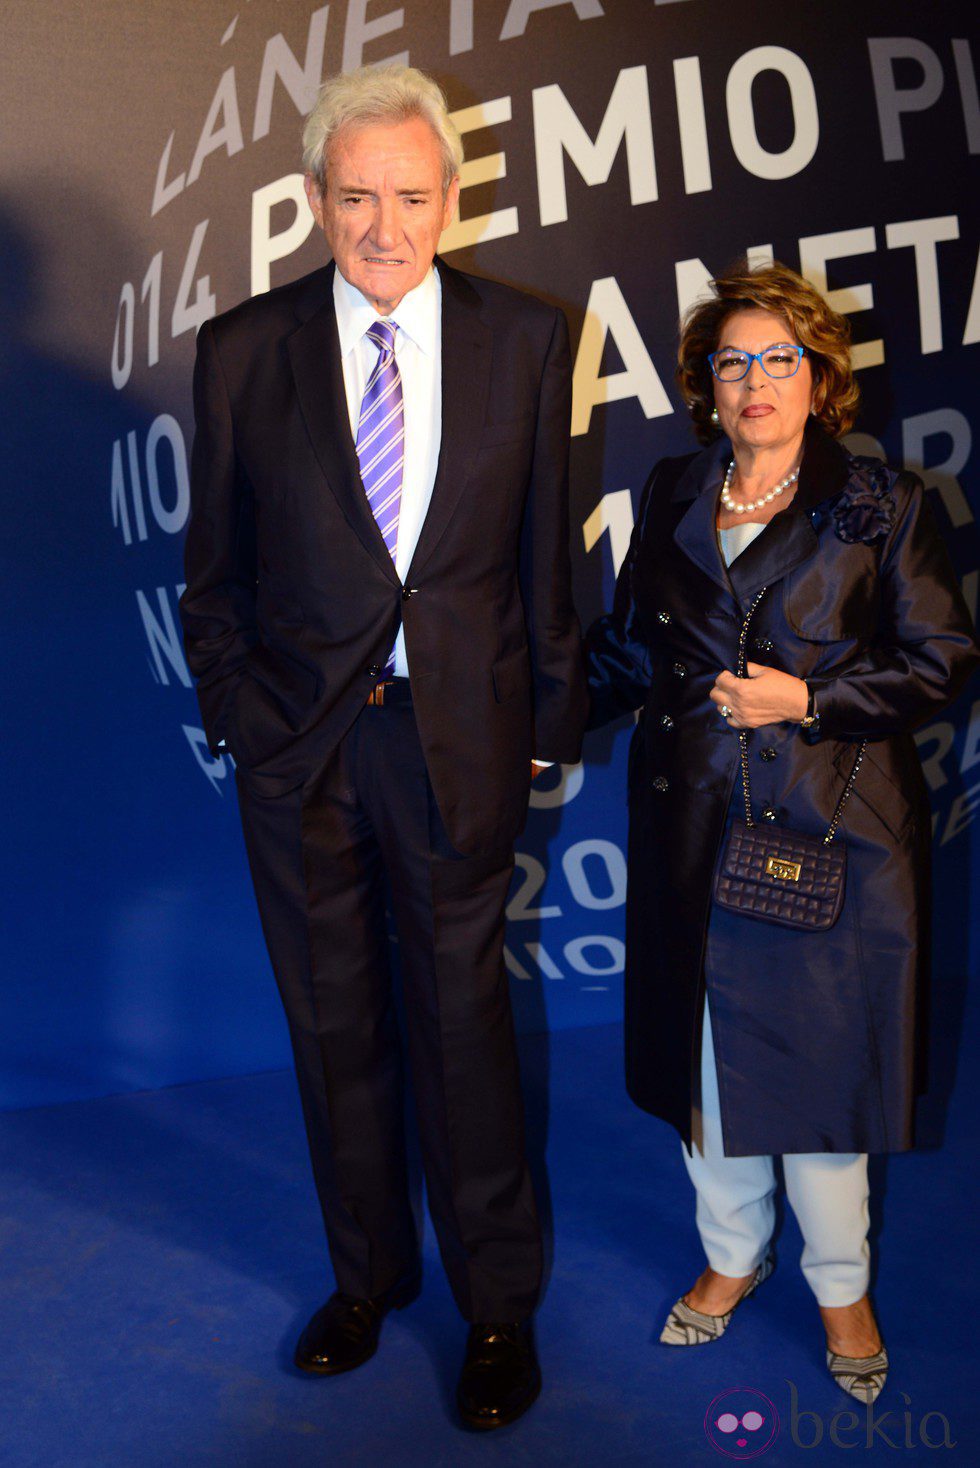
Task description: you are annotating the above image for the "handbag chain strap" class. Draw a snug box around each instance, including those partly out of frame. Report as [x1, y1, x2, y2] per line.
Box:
[735, 587, 865, 845]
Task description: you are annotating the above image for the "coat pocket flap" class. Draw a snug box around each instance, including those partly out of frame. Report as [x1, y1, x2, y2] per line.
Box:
[782, 578, 880, 643]
[240, 644, 321, 726]
[832, 743, 913, 841]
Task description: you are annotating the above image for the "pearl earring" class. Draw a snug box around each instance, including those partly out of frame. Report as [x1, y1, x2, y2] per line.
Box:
[710, 407, 720, 425]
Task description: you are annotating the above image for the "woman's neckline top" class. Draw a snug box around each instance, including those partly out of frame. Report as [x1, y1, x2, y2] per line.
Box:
[718, 519, 767, 568]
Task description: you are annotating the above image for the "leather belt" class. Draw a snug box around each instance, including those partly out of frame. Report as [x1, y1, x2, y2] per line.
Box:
[366, 677, 412, 707]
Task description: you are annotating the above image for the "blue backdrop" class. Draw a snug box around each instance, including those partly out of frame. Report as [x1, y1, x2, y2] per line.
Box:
[2, 0, 978, 1109]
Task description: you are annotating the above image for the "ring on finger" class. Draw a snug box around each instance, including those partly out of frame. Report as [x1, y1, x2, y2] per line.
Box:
[719, 704, 733, 719]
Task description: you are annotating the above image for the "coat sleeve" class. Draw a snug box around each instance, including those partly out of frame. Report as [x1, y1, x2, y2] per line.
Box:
[519, 306, 589, 764]
[806, 473, 980, 740]
[178, 319, 258, 755]
[582, 464, 659, 730]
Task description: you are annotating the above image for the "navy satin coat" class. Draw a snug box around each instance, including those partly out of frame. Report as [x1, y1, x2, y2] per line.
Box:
[586, 425, 979, 1155]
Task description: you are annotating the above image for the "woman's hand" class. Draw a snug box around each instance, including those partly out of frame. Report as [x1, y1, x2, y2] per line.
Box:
[710, 662, 809, 728]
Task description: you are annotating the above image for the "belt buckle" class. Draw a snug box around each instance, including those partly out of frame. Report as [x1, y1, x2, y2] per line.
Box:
[368, 680, 392, 707]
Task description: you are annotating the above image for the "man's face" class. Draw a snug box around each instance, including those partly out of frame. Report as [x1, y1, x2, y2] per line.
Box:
[305, 116, 460, 315]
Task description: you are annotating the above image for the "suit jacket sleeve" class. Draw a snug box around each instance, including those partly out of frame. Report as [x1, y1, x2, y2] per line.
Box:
[179, 318, 258, 755]
[582, 464, 659, 729]
[805, 473, 980, 740]
[519, 307, 588, 763]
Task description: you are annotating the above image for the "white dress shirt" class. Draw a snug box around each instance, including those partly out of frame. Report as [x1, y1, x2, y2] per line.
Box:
[333, 266, 441, 679]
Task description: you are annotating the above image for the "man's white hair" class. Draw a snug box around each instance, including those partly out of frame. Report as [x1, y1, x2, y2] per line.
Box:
[302, 64, 464, 193]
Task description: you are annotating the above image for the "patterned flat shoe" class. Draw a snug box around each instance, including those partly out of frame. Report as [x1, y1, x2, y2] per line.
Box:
[659, 1254, 775, 1346]
[826, 1347, 889, 1403]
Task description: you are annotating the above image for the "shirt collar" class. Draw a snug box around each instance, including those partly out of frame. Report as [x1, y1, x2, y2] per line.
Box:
[333, 265, 440, 359]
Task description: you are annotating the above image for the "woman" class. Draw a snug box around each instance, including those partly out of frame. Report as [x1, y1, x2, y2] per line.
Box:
[585, 261, 979, 1403]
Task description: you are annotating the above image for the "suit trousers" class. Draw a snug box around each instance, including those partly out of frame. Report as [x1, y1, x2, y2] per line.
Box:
[683, 999, 871, 1308]
[234, 688, 542, 1322]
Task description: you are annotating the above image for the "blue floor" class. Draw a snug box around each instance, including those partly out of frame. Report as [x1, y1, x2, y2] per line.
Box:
[0, 1015, 976, 1467]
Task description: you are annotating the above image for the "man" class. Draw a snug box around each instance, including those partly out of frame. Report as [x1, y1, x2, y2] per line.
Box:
[180, 64, 586, 1430]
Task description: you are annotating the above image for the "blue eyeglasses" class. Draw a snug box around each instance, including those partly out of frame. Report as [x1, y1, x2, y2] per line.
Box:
[708, 344, 806, 382]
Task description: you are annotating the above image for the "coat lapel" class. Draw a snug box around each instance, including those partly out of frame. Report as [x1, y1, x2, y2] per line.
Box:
[725, 507, 817, 603]
[405, 258, 492, 582]
[672, 423, 852, 606]
[287, 263, 400, 584]
[726, 423, 850, 602]
[671, 439, 731, 596]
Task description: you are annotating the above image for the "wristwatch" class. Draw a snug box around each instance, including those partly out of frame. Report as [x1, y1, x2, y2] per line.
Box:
[800, 683, 820, 730]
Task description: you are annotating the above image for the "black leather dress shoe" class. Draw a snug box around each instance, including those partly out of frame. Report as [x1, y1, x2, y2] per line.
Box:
[294, 1273, 421, 1375]
[457, 1322, 541, 1430]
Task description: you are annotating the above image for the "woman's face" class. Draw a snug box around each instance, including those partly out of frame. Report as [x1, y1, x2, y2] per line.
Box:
[711, 307, 814, 462]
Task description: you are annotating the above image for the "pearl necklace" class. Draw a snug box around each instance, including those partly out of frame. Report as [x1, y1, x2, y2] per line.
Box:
[720, 459, 799, 515]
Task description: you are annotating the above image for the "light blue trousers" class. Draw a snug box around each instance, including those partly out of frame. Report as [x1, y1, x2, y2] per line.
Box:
[683, 1000, 871, 1307]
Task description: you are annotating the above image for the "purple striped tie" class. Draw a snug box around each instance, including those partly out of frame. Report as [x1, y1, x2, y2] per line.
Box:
[356, 319, 403, 674]
[356, 319, 404, 565]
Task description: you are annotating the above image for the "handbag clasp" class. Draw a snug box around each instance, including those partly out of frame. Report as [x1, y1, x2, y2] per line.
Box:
[766, 855, 801, 882]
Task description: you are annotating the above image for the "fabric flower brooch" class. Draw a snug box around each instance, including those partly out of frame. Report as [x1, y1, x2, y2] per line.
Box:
[832, 457, 897, 545]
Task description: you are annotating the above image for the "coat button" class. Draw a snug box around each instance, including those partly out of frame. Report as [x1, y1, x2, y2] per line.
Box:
[753, 636, 774, 654]
[657, 610, 671, 625]
[652, 775, 669, 793]
[760, 806, 778, 822]
[401, 586, 416, 600]
[660, 714, 674, 731]
[760, 746, 776, 762]
[672, 661, 687, 678]
[367, 664, 382, 678]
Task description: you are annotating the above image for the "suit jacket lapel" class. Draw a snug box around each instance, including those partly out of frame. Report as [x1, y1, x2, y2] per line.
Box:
[405, 258, 492, 582]
[287, 263, 400, 584]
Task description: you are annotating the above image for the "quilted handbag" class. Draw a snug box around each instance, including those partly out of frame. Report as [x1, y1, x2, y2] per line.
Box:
[713, 588, 865, 933]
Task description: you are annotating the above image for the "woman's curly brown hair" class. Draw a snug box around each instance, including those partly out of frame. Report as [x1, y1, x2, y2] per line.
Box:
[676, 260, 860, 445]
